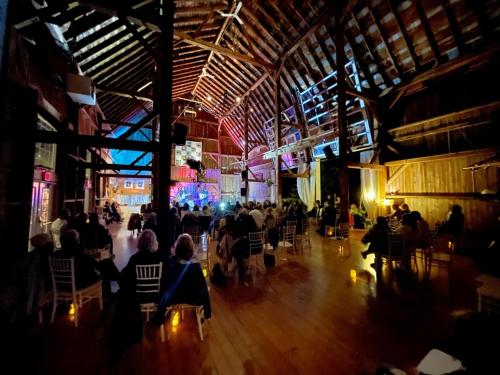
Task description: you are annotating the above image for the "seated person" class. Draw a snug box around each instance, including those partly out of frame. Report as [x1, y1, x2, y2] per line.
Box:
[308, 200, 321, 218]
[198, 206, 212, 233]
[411, 211, 432, 249]
[397, 213, 418, 249]
[153, 234, 211, 324]
[181, 211, 199, 232]
[361, 217, 390, 260]
[440, 204, 465, 236]
[400, 203, 410, 217]
[217, 217, 238, 274]
[110, 229, 161, 356]
[55, 230, 100, 290]
[264, 207, 279, 249]
[390, 204, 403, 222]
[317, 203, 336, 236]
[82, 212, 113, 252]
[119, 229, 162, 303]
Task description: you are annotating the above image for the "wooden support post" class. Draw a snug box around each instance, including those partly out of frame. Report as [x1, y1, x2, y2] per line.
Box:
[274, 69, 282, 204]
[244, 97, 249, 204]
[0, 83, 38, 252]
[158, 0, 174, 250]
[151, 113, 159, 209]
[336, 5, 349, 222]
[0, 0, 10, 78]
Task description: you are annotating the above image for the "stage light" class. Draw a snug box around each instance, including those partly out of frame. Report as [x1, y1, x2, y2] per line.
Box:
[220, 202, 226, 210]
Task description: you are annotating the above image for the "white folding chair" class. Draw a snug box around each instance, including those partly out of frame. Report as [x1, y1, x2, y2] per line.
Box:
[276, 224, 296, 260]
[165, 304, 205, 341]
[49, 257, 103, 328]
[248, 231, 266, 273]
[136, 263, 165, 343]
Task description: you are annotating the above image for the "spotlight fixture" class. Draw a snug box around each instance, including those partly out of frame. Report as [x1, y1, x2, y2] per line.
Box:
[207, 95, 212, 101]
[236, 96, 241, 103]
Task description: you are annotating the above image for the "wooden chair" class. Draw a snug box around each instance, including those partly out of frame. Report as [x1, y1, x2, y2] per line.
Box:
[248, 231, 266, 273]
[425, 237, 454, 275]
[136, 263, 165, 343]
[49, 257, 103, 328]
[165, 304, 205, 341]
[378, 234, 406, 269]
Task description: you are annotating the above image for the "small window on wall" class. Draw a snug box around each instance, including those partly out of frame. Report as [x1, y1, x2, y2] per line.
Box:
[124, 180, 133, 189]
[136, 180, 145, 189]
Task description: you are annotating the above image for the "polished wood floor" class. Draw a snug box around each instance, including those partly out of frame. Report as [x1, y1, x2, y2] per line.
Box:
[4, 217, 482, 375]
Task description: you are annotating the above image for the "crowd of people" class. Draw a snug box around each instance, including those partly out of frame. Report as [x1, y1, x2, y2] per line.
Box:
[359, 203, 465, 270]
[22, 198, 471, 360]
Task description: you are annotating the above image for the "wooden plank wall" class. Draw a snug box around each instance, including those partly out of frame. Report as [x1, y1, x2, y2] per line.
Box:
[386, 150, 499, 231]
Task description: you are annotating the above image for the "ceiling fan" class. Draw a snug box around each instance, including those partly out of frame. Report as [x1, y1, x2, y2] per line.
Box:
[217, 1, 244, 25]
[199, 67, 214, 79]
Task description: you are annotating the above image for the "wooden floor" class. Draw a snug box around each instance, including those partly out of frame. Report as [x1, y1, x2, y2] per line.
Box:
[4, 218, 482, 375]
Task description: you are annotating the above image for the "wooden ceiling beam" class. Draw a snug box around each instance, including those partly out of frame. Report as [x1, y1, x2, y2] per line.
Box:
[414, 0, 443, 64]
[439, 0, 465, 54]
[35, 130, 158, 151]
[386, 0, 421, 71]
[172, 33, 271, 70]
[97, 85, 153, 102]
[120, 17, 159, 63]
[347, 11, 392, 85]
[363, 1, 403, 77]
[117, 109, 159, 140]
[389, 45, 500, 97]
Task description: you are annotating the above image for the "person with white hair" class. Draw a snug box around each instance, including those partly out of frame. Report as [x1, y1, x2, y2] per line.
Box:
[153, 233, 211, 324]
[110, 229, 162, 355]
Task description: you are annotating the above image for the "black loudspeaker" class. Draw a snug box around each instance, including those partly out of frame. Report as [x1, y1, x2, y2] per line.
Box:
[241, 170, 247, 179]
[240, 187, 247, 197]
[173, 123, 188, 145]
[323, 145, 335, 160]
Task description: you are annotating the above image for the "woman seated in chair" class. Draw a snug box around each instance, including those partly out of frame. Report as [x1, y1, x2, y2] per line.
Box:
[154, 234, 211, 324]
[57, 229, 119, 296]
[217, 216, 238, 275]
[82, 213, 113, 253]
[361, 217, 390, 265]
[110, 229, 162, 357]
[55, 230, 100, 290]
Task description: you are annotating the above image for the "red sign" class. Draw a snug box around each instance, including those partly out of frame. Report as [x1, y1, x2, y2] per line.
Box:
[41, 171, 54, 182]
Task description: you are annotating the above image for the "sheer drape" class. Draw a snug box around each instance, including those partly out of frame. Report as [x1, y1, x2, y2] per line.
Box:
[297, 161, 320, 210]
[360, 151, 386, 219]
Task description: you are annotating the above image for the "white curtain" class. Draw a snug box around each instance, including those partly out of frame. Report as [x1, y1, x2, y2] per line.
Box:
[360, 151, 385, 219]
[221, 174, 241, 194]
[297, 161, 319, 210]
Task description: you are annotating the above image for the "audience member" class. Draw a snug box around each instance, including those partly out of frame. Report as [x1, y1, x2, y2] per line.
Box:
[50, 209, 69, 250]
[153, 234, 211, 324]
[110, 230, 161, 357]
